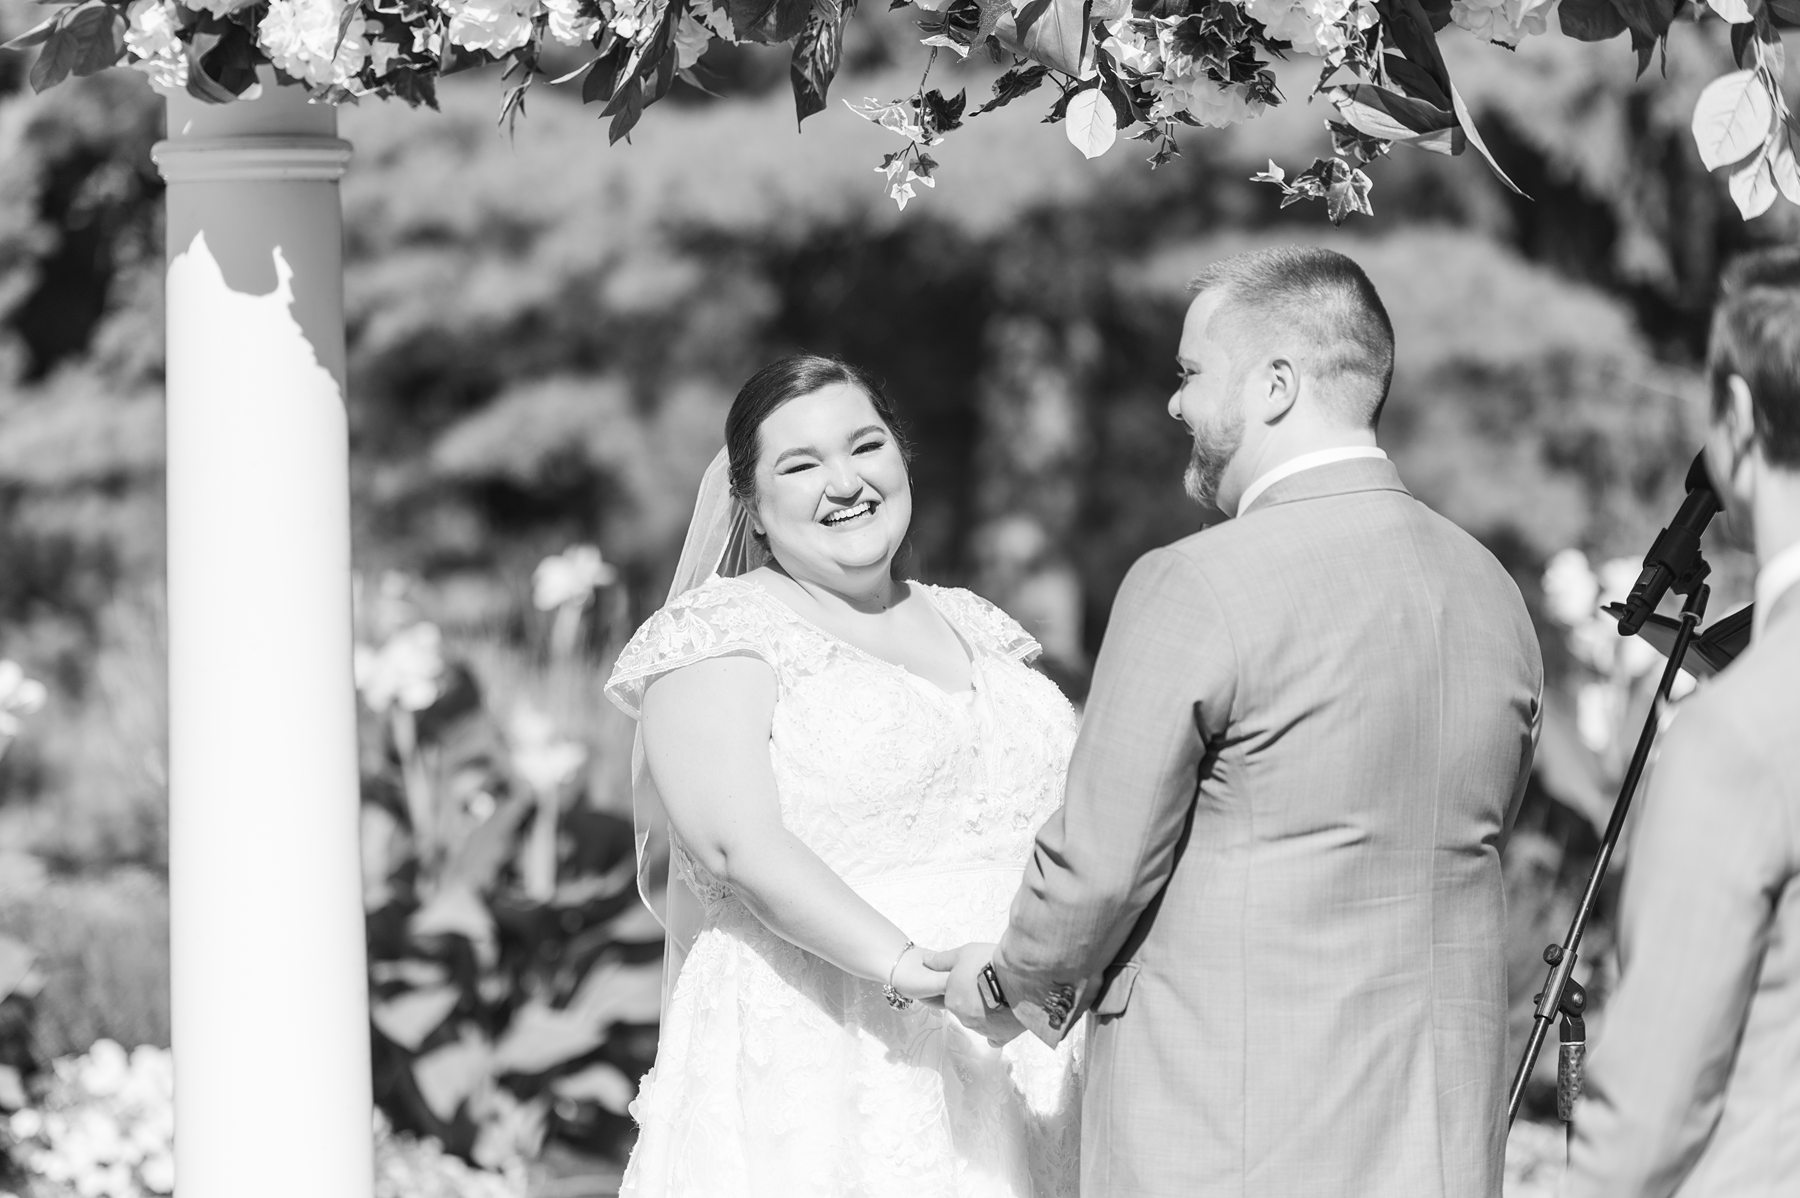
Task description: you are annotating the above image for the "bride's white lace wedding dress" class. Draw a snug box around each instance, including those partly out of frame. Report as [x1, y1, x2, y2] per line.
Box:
[604, 575, 1082, 1198]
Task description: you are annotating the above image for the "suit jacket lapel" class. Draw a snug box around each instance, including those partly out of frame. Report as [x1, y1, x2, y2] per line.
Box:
[1764, 581, 1800, 639]
[1241, 458, 1411, 516]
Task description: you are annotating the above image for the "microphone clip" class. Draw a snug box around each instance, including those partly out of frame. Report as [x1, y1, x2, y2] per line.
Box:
[1616, 452, 1721, 637]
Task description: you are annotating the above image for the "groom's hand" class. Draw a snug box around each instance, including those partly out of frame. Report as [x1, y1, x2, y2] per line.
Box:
[919, 943, 1023, 1047]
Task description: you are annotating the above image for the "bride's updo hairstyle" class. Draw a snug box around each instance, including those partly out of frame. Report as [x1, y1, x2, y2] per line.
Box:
[724, 354, 911, 505]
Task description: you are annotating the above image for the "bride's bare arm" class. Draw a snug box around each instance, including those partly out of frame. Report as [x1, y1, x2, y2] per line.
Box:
[639, 653, 945, 1001]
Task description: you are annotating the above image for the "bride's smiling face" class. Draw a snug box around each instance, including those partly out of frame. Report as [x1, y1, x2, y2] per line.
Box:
[747, 382, 912, 585]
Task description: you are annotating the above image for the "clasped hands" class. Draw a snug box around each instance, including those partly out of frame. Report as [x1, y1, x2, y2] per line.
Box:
[891, 941, 1025, 1047]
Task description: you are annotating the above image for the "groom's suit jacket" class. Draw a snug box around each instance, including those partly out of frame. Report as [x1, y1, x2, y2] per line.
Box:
[1563, 579, 1800, 1197]
[994, 458, 1542, 1198]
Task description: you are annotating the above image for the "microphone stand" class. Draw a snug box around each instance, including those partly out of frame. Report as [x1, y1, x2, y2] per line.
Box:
[1506, 582, 1711, 1133]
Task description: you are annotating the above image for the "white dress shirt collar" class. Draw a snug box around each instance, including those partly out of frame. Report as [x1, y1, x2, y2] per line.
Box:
[1236, 447, 1389, 516]
[1753, 538, 1800, 641]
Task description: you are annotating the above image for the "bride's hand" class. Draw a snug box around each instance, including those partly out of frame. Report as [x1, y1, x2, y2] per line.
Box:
[891, 944, 951, 1005]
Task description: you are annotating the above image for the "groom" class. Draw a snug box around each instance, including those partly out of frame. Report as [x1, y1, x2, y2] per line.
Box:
[934, 246, 1542, 1196]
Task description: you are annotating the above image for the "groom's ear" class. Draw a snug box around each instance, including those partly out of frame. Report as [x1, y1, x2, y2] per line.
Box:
[1260, 357, 1299, 424]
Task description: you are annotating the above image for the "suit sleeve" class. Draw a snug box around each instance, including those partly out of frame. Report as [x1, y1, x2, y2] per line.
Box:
[993, 547, 1237, 1045]
[1563, 698, 1790, 1198]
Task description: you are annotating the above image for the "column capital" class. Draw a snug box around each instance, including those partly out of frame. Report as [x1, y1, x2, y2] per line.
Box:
[152, 136, 353, 184]
[155, 70, 352, 184]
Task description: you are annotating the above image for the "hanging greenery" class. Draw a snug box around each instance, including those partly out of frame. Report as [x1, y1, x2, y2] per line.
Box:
[3, 0, 1795, 219]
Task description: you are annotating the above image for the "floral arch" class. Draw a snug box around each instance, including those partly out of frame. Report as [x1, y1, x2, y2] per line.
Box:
[7, 0, 1799, 218]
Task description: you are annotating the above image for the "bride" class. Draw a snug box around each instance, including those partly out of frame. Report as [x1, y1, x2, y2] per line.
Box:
[603, 354, 1082, 1196]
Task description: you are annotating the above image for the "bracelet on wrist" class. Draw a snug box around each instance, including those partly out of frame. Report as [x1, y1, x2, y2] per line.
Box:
[883, 940, 916, 1011]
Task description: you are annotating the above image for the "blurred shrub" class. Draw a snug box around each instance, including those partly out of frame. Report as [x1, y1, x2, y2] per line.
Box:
[354, 573, 660, 1172]
[0, 872, 169, 1059]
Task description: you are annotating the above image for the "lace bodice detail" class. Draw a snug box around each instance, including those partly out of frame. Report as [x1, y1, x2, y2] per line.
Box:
[605, 576, 1083, 1197]
[606, 575, 1078, 907]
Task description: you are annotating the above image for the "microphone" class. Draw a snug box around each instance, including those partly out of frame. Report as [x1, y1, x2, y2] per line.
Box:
[1616, 451, 1721, 637]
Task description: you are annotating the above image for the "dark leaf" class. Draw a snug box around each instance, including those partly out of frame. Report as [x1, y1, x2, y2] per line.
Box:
[499, 79, 530, 131]
[182, 31, 241, 103]
[726, 0, 779, 38]
[581, 45, 629, 104]
[1731, 11, 1782, 73]
[63, 2, 123, 76]
[1, 12, 58, 51]
[973, 61, 1049, 115]
[789, 0, 849, 124]
[1098, 70, 1142, 124]
[1557, 0, 1628, 38]
[1732, 18, 1755, 64]
[27, 21, 79, 91]
[607, 77, 644, 142]
[1449, 75, 1529, 196]
[1373, 0, 1452, 102]
[385, 66, 439, 108]
[1042, 76, 1089, 123]
[631, 11, 674, 84]
[1331, 81, 1458, 153]
[29, 3, 124, 92]
[190, 17, 259, 99]
[1381, 49, 1447, 108]
[1416, 0, 1454, 27]
[1772, 0, 1800, 25]
[919, 86, 966, 139]
[1608, 0, 1677, 73]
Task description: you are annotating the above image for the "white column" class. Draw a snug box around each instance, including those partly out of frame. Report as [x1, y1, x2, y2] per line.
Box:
[154, 80, 371, 1198]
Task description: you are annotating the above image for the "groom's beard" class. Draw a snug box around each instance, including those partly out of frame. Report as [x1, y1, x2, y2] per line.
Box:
[1183, 408, 1246, 509]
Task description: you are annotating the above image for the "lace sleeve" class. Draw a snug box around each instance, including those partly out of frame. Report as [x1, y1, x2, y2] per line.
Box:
[927, 585, 1042, 664]
[604, 581, 778, 720]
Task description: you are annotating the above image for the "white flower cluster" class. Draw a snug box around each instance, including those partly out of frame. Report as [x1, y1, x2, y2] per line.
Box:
[4, 1047, 522, 1198]
[1238, 0, 1375, 60]
[7, 1041, 175, 1198]
[122, 0, 188, 93]
[530, 544, 617, 612]
[543, 0, 601, 46]
[354, 622, 447, 714]
[1448, 0, 1558, 45]
[256, 0, 371, 88]
[0, 660, 46, 742]
[439, 0, 536, 55]
[371, 1107, 526, 1198]
[1099, 17, 1268, 130]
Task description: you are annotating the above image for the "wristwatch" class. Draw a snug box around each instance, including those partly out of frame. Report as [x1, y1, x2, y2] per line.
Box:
[977, 962, 1009, 1010]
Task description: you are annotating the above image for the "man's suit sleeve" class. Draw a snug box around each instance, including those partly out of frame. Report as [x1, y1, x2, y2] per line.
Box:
[993, 546, 1236, 1045]
[1563, 698, 1790, 1198]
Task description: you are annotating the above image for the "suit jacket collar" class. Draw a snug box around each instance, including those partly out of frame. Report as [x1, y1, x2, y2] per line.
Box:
[1765, 577, 1800, 638]
[1240, 456, 1410, 516]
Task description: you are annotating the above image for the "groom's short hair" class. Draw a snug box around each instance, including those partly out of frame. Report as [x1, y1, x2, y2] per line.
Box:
[1189, 246, 1395, 429]
[1709, 246, 1800, 469]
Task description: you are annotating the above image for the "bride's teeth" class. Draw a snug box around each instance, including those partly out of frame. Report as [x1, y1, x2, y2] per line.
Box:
[825, 502, 872, 525]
